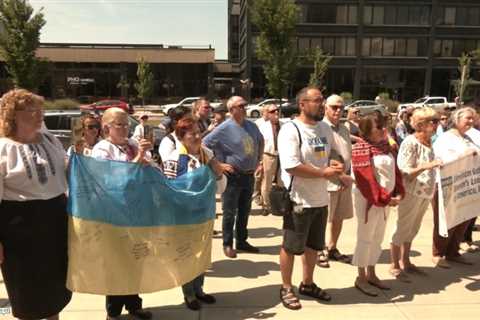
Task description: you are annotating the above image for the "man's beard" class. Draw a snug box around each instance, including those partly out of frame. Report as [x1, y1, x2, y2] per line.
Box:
[304, 109, 324, 122]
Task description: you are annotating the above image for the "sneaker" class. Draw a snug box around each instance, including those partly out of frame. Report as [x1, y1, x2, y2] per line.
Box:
[128, 309, 152, 320]
[184, 297, 201, 311]
[236, 241, 260, 253]
[223, 246, 237, 258]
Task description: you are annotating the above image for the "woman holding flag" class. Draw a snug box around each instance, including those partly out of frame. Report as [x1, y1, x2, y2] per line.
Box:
[91, 107, 153, 320]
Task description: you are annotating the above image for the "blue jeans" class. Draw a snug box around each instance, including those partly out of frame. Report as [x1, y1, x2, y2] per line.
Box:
[221, 173, 254, 247]
[182, 274, 204, 298]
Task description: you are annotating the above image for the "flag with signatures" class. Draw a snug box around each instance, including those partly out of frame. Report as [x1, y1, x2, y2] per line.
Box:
[66, 154, 216, 295]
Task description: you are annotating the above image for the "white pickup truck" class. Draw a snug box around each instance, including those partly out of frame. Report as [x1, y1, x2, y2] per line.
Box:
[397, 96, 457, 112]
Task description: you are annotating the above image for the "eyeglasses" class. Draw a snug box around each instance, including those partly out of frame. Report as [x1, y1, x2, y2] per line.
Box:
[426, 119, 440, 125]
[328, 105, 344, 111]
[110, 122, 129, 129]
[268, 109, 279, 114]
[86, 124, 100, 130]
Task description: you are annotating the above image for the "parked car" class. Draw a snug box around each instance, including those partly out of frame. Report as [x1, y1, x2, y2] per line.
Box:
[279, 102, 300, 119]
[160, 97, 222, 116]
[80, 99, 133, 114]
[343, 100, 385, 117]
[246, 98, 290, 118]
[397, 96, 457, 112]
[44, 110, 139, 149]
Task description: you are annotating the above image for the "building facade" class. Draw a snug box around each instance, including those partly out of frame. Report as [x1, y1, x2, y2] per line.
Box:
[0, 43, 215, 102]
[238, 0, 480, 102]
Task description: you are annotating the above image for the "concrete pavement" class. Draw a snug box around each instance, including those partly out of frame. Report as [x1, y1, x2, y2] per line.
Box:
[1, 201, 479, 320]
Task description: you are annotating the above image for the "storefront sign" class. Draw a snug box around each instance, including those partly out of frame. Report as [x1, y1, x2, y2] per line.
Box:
[67, 77, 95, 85]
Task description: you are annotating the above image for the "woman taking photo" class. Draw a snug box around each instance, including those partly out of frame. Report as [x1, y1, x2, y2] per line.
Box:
[67, 113, 102, 157]
[351, 110, 404, 296]
[432, 107, 479, 268]
[91, 107, 153, 320]
[0, 89, 72, 320]
[163, 117, 225, 311]
[389, 107, 442, 279]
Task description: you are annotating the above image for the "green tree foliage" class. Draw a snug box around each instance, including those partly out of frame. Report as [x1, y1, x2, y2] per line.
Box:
[0, 0, 46, 90]
[134, 57, 154, 105]
[455, 49, 480, 103]
[250, 0, 298, 98]
[306, 46, 332, 89]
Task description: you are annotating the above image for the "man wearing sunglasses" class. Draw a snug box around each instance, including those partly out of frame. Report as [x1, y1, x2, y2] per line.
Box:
[203, 96, 264, 258]
[319, 95, 354, 268]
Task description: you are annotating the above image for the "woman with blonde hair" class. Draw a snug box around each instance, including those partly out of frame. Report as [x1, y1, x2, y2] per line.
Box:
[0, 89, 71, 320]
[389, 107, 442, 280]
[67, 113, 102, 157]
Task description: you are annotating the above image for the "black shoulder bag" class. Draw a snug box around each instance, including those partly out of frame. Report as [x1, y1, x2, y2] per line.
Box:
[269, 121, 302, 216]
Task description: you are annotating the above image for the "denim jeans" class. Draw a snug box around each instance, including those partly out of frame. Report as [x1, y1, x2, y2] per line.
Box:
[221, 173, 254, 247]
[181, 274, 205, 298]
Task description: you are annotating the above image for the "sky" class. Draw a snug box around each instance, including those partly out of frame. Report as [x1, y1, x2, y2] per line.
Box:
[30, 0, 228, 59]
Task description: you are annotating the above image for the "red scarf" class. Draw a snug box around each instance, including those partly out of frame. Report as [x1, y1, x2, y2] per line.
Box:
[352, 138, 405, 223]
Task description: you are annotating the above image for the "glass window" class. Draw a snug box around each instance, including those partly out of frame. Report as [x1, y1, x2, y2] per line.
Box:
[433, 40, 442, 57]
[364, 5, 372, 25]
[323, 38, 335, 54]
[466, 39, 477, 52]
[444, 7, 456, 25]
[298, 4, 308, 23]
[383, 38, 394, 56]
[467, 7, 479, 26]
[456, 7, 467, 26]
[418, 38, 428, 56]
[311, 38, 322, 50]
[406, 39, 418, 56]
[397, 6, 409, 24]
[298, 38, 310, 51]
[335, 38, 346, 55]
[420, 6, 430, 25]
[395, 39, 406, 56]
[336, 5, 348, 24]
[441, 40, 453, 57]
[453, 40, 465, 57]
[409, 6, 422, 25]
[346, 37, 356, 56]
[385, 6, 397, 24]
[373, 6, 384, 25]
[309, 4, 336, 23]
[362, 38, 371, 56]
[348, 5, 358, 24]
[371, 37, 383, 56]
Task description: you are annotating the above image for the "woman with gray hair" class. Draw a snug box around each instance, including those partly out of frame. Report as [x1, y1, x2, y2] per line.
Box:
[431, 107, 479, 268]
[389, 107, 442, 279]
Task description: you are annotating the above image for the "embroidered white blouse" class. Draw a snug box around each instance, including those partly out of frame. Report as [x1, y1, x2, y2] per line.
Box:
[0, 133, 67, 203]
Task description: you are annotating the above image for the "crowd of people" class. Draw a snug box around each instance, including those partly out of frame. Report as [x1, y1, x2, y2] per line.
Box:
[0, 86, 479, 319]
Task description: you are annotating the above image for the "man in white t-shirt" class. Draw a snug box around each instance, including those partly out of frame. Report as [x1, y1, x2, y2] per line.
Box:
[277, 87, 351, 310]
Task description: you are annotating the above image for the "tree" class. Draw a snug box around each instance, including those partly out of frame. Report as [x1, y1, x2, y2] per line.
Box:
[455, 49, 480, 104]
[306, 46, 332, 89]
[0, 0, 46, 90]
[134, 57, 154, 106]
[250, 0, 298, 98]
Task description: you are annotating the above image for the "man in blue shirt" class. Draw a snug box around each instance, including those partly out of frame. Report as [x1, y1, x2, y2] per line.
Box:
[204, 96, 264, 258]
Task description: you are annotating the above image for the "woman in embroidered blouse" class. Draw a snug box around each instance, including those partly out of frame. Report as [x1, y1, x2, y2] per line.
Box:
[91, 107, 153, 320]
[351, 111, 405, 297]
[67, 113, 102, 157]
[163, 117, 226, 311]
[431, 107, 479, 268]
[0, 89, 71, 320]
[389, 107, 442, 280]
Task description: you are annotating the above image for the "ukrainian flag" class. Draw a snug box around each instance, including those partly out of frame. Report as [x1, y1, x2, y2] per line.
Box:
[66, 154, 216, 295]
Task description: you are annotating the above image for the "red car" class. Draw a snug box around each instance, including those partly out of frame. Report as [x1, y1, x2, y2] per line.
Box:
[80, 100, 133, 114]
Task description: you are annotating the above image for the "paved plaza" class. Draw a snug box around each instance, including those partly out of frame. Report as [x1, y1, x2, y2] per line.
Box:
[1, 201, 479, 320]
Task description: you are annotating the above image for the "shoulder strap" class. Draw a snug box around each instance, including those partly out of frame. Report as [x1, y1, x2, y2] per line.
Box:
[274, 121, 303, 190]
[167, 134, 176, 146]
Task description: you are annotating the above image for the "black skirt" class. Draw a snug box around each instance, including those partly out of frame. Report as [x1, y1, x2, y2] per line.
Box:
[0, 195, 72, 320]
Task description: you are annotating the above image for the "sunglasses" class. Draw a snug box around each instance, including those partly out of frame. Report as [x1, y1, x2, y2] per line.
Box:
[86, 124, 100, 130]
[328, 105, 344, 111]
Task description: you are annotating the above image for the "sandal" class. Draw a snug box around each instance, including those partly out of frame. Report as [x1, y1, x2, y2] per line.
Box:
[328, 248, 352, 264]
[316, 252, 330, 268]
[367, 280, 391, 290]
[389, 268, 411, 283]
[354, 278, 378, 297]
[298, 282, 331, 301]
[402, 264, 427, 276]
[280, 287, 302, 310]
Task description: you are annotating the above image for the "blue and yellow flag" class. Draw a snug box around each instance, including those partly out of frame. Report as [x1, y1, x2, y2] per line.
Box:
[67, 154, 216, 295]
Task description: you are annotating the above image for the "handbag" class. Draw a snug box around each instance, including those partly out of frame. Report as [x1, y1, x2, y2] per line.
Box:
[269, 122, 302, 216]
